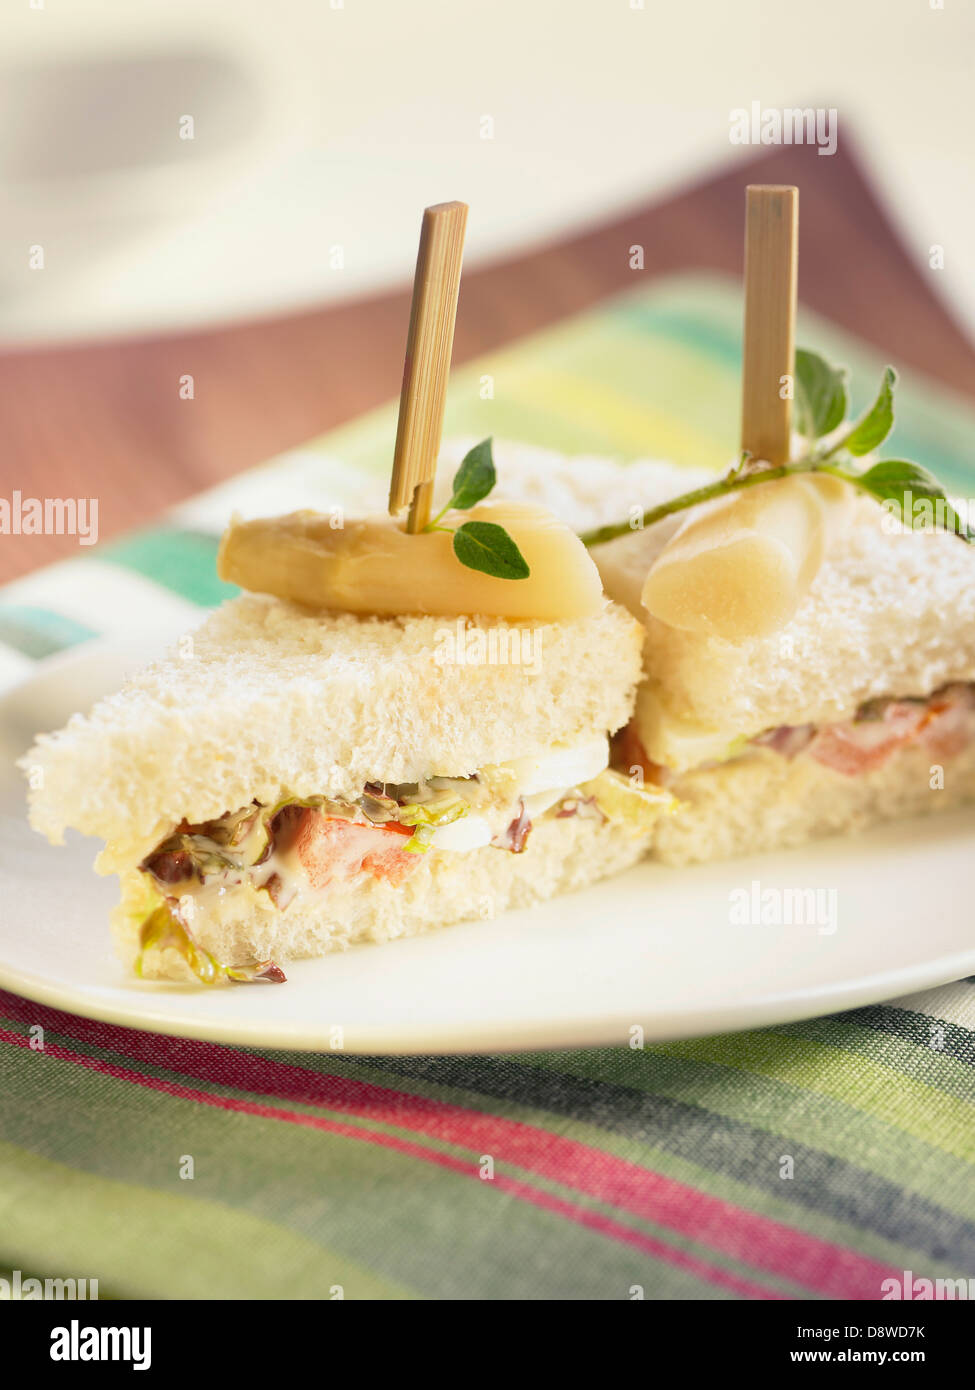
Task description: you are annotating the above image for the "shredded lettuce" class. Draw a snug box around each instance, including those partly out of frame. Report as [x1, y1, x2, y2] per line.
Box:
[578, 769, 677, 833]
[393, 791, 471, 852]
[135, 899, 285, 986]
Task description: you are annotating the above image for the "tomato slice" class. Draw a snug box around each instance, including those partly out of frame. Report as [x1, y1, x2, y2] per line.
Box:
[293, 812, 419, 889]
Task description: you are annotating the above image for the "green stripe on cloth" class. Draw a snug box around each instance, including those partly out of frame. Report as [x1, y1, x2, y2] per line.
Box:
[0, 1141, 408, 1300]
[98, 529, 235, 607]
[839, 1004, 975, 1067]
[652, 1030, 975, 1163]
[776, 1016, 975, 1105]
[0, 605, 96, 659]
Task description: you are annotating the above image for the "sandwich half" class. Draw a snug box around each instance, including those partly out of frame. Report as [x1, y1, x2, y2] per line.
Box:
[487, 440, 975, 866]
[22, 590, 664, 982]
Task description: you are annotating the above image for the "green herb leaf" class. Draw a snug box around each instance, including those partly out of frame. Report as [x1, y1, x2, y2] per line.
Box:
[842, 366, 897, 456]
[453, 520, 531, 579]
[447, 438, 496, 511]
[795, 348, 849, 440]
[845, 459, 973, 542]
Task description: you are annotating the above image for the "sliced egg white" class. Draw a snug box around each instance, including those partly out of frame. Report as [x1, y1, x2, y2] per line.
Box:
[428, 738, 610, 852]
[428, 813, 495, 852]
[499, 736, 609, 797]
[521, 788, 566, 820]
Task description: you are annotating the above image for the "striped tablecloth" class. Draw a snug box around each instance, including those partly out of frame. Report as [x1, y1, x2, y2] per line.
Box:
[2, 275, 974, 1300]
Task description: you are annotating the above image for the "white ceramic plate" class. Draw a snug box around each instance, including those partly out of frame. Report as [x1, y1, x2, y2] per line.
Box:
[2, 639, 974, 1053]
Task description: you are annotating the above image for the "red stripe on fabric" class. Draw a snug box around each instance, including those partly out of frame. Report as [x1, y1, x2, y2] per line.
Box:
[489, 1173, 786, 1299]
[0, 990, 899, 1298]
[0, 1025, 779, 1300]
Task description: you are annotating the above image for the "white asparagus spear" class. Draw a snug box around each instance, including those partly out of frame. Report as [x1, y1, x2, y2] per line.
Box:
[640, 473, 856, 641]
[218, 500, 604, 621]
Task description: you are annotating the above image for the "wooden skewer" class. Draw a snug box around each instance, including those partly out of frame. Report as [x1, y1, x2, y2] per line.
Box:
[388, 200, 469, 532]
[740, 185, 798, 467]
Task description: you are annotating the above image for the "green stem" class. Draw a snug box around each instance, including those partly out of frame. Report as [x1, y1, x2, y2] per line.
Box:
[578, 460, 846, 547]
[423, 498, 457, 531]
[811, 431, 853, 464]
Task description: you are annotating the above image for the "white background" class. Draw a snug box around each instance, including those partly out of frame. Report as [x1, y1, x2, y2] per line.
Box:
[2, 0, 972, 343]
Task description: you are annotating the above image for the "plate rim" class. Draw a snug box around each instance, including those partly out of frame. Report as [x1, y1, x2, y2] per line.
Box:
[2, 948, 975, 1055]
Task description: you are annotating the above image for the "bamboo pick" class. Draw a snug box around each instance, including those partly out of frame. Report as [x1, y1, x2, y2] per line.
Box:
[740, 185, 799, 467]
[388, 201, 469, 532]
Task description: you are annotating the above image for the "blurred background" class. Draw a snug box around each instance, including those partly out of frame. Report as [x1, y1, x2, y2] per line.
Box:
[1, 0, 973, 579]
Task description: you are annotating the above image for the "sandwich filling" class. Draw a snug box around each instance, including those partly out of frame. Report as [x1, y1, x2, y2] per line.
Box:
[134, 738, 673, 984]
[619, 684, 975, 783]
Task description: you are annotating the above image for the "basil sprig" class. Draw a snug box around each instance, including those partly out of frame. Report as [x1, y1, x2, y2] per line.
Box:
[423, 438, 530, 579]
[579, 350, 973, 546]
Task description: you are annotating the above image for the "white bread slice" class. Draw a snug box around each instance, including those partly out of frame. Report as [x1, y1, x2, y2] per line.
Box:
[23, 592, 643, 862]
[654, 735, 975, 865]
[115, 813, 652, 980]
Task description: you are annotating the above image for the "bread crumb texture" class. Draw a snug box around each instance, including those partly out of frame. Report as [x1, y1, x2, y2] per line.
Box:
[24, 593, 643, 857]
[655, 737, 975, 865]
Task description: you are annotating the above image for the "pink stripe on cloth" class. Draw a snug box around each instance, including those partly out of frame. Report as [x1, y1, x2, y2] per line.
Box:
[0, 1025, 780, 1300]
[0, 990, 900, 1298]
